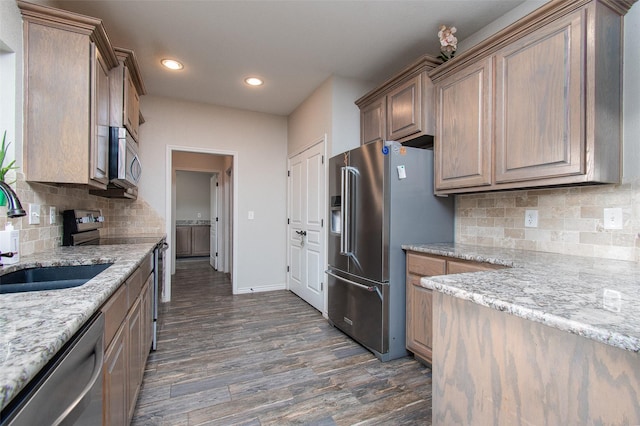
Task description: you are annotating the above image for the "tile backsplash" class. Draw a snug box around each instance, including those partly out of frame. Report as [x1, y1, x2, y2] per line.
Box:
[455, 178, 640, 262]
[0, 175, 164, 256]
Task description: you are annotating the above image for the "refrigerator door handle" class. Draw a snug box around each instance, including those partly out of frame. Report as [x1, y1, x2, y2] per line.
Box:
[340, 166, 357, 256]
[340, 166, 349, 255]
[325, 270, 382, 301]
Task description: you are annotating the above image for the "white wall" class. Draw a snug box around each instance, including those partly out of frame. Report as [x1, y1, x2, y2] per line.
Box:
[175, 171, 212, 221]
[331, 76, 373, 156]
[140, 95, 288, 293]
[287, 75, 372, 157]
[0, 0, 24, 170]
[457, 1, 548, 53]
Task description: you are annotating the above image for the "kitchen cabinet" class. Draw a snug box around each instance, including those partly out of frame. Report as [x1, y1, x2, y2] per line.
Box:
[110, 47, 146, 142]
[430, 0, 629, 195]
[101, 252, 154, 424]
[405, 250, 503, 365]
[360, 98, 386, 146]
[434, 57, 493, 190]
[103, 320, 128, 426]
[356, 55, 439, 147]
[18, 1, 118, 189]
[176, 225, 210, 257]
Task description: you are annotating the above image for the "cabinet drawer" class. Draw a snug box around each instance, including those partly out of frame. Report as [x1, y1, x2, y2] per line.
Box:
[140, 252, 153, 280]
[102, 283, 128, 348]
[407, 253, 446, 277]
[126, 267, 143, 308]
[447, 260, 501, 274]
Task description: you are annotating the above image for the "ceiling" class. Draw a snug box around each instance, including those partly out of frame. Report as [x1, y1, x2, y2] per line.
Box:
[51, 0, 531, 117]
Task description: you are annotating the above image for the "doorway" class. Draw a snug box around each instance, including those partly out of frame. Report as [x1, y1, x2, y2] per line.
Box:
[164, 145, 238, 300]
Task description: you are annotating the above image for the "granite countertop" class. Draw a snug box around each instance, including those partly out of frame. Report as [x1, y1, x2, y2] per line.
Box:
[402, 243, 640, 353]
[0, 238, 163, 411]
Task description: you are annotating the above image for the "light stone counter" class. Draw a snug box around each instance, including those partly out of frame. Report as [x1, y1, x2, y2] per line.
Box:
[0, 241, 161, 411]
[402, 243, 640, 353]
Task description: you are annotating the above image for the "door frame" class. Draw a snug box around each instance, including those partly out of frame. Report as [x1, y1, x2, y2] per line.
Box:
[286, 135, 327, 315]
[165, 145, 239, 301]
[210, 173, 219, 270]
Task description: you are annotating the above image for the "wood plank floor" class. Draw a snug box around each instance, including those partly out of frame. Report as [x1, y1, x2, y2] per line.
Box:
[131, 259, 432, 425]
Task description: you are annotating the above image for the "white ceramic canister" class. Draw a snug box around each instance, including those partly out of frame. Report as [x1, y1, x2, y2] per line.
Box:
[0, 222, 19, 264]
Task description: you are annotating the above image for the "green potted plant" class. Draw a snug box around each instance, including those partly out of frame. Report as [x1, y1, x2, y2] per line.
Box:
[0, 130, 19, 206]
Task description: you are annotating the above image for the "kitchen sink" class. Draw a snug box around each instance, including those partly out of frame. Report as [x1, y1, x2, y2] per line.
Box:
[0, 263, 113, 294]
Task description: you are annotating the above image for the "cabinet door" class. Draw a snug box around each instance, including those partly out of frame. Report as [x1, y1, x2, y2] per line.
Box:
[435, 57, 493, 190]
[141, 275, 153, 355]
[387, 75, 421, 141]
[127, 297, 143, 421]
[360, 98, 386, 145]
[407, 279, 434, 364]
[124, 66, 140, 142]
[175, 226, 192, 257]
[103, 322, 128, 426]
[90, 46, 110, 188]
[405, 253, 445, 364]
[191, 226, 211, 256]
[495, 11, 584, 183]
[23, 23, 91, 184]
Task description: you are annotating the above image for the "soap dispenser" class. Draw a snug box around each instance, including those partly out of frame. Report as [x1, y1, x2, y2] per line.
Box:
[0, 222, 19, 264]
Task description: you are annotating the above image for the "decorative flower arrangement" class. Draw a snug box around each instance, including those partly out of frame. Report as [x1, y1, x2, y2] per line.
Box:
[438, 25, 458, 62]
[0, 131, 17, 184]
[0, 130, 18, 207]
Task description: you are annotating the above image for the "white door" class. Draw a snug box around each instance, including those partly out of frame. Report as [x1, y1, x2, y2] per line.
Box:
[288, 141, 325, 312]
[210, 174, 218, 269]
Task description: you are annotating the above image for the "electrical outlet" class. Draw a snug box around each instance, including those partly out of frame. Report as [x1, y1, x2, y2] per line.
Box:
[603, 208, 623, 230]
[525, 209, 538, 228]
[28, 204, 41, 225]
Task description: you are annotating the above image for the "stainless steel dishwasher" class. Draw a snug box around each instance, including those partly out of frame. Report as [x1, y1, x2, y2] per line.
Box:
[0, 313, 104, 425]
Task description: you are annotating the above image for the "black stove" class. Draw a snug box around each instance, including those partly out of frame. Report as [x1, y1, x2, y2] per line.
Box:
[63, 209, 163, 246]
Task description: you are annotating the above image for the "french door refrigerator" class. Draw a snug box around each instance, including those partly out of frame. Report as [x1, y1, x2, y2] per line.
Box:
[327, 140, 453, 361]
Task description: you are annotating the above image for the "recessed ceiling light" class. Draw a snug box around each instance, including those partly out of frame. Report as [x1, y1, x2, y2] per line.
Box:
[244, 77, 264, 86]
[161, 59, 184, 70]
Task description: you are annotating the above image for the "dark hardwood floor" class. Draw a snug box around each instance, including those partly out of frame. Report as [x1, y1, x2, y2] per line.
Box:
[131, 259, 432, 425]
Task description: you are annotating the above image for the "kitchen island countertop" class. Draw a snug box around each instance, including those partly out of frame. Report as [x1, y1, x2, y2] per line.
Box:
[0, 240, 162, 411]
[402, 243, 640, 353]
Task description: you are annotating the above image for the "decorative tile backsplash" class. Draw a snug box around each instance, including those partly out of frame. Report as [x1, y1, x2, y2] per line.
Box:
[0, 174, 164, 256]
[455, 178, 640, 262]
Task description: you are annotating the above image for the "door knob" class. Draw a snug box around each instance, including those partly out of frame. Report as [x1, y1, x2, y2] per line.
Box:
[295, 230, 307, 236]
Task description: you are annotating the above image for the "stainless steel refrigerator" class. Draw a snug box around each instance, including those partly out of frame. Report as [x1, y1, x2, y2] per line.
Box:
[327, 140, 454, 361]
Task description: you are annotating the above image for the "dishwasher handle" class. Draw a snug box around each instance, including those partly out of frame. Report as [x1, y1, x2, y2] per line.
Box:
[52, 337, 104, 426]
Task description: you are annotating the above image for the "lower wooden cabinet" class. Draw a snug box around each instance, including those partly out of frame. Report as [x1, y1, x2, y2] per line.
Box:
[405, 251, 503, 365]
[176, 225, 210, 257]
[102, 252, 154, 424]
[103, 321, 128, 426]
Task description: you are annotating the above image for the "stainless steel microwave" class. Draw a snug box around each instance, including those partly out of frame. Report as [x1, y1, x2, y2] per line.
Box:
[109, 127, 142, 189]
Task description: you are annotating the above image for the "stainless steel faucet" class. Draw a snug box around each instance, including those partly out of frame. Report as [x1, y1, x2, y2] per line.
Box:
[0, 181, 26, 218]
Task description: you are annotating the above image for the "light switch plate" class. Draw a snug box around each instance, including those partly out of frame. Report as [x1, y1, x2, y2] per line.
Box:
[29, 203, 41, 225]
[525, 210, 538, 228]
[49, 206, 57, 224]
[248, 211, 254, 220]
[603, 208, 623, 230]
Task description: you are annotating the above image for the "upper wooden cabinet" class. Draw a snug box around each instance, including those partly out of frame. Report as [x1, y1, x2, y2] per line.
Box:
[110, 47, 146, 142]
[435, 57, 493, 190]
[18, 1, 119, 189]
[430, 0, 631, 195]
[356, 55, 439, 146]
